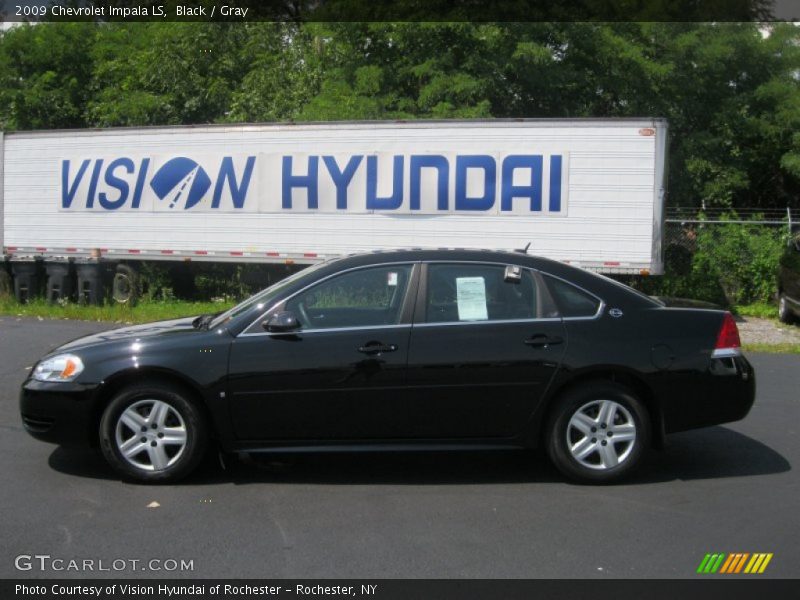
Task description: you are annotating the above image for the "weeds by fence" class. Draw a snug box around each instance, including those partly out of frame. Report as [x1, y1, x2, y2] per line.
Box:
[631, 208, 795, 306]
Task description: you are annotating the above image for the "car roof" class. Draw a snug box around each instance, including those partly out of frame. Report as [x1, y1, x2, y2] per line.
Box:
[320, 248, 659, 309]
[327, 248, 556, 269]
[225, 248, 659, 335]
[324, 248, 593, 282]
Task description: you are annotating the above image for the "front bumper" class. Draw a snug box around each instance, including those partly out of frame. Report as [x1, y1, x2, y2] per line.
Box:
[20, 379, 100, 446]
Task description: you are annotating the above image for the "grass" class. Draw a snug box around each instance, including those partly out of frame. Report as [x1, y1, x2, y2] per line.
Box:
[742, 343, 800, 354]
[0, 296, 236, 324]
[732, 302, 777, 320]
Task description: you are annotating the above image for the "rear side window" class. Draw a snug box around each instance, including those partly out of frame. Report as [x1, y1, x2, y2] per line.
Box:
[544, 276, 601, 318]
[425, 264, 538, 323]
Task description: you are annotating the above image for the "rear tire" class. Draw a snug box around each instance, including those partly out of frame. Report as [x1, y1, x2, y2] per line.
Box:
[99, 382, 208, 483]
[546, 381, 650, 484]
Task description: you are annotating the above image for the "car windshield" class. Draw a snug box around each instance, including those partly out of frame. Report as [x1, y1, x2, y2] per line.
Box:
[208, 261, 330, 329]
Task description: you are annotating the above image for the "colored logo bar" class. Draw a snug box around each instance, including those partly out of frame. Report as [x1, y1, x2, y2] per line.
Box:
[697, 553, 773, 574]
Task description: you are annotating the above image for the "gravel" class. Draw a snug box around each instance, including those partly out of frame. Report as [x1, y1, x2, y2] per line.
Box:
[737, 316, 800, 345]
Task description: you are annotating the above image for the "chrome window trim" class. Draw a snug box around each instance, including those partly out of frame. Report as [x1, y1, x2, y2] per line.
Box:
[237, 258, 608, 337]
[562, 302, 606, 321]
[538, 272, 606, 321]
[238, 262, 417, 337]
[239, 323, 412, 337]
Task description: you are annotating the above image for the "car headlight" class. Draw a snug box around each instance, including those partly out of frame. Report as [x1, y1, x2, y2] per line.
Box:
[33, 354, 85, 382]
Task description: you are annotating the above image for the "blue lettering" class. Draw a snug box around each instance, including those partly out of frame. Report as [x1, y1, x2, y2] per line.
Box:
[61, 152, 561, 213]
[86, 159, 104, 209]
[366, 156, 404, 211]
[212, 156, 255, 209]
[549, 155, 562, 212]
[501, 155, 543, 212]
[61, 159, 90, 209]
[323, 155, 362, 210]
[410, 155, 449, 211]
[455, 155, 495, 211]
[98, 157, 134, 210]
[131, 158, 150, 209]
[282, 156, 319, 209]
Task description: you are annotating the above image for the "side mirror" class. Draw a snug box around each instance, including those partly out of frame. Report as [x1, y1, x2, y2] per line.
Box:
[263, 310, 301, 333]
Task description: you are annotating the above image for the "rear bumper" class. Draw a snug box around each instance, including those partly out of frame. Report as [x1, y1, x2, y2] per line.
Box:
[19, 379, 99, 446]
[662, 353, 756, 434]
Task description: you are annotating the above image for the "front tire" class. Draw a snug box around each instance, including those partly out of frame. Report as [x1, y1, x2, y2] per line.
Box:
[546, 381, 650, 484]
[99, 382, 208, 483]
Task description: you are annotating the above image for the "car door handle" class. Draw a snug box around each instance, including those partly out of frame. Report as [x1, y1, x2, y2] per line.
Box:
[357, 342, 398, 355]
[524, 334, 564, 348]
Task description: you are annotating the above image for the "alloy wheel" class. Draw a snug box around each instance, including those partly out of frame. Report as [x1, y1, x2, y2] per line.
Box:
[566, 399, 637, 470]
[114, 399, 188, 471]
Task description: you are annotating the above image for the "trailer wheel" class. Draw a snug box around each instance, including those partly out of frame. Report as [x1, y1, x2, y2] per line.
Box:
[112, 264, 140, 306]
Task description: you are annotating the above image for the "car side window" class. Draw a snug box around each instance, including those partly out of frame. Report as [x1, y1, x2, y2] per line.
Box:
[544, 276, 601, 318]
[425, 264, 538, 323]
[284, 265, 413, 330]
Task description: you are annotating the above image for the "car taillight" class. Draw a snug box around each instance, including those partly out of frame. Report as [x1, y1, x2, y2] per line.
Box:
[713, 312, 741, 357]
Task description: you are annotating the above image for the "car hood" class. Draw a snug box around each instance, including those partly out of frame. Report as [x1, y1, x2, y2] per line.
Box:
[52, 316, 202, 354]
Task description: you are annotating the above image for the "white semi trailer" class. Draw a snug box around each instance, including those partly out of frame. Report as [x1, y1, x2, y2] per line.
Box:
[0, 118, 668, 303]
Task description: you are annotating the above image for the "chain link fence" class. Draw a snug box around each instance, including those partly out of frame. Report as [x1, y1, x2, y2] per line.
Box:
[632, 207, 797, 306]
[663, 207, 795, 270]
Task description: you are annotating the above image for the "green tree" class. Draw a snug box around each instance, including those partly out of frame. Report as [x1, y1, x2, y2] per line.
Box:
[0, 22, 97, 129]
[88, 23, 250, 126]
[296, 23, 499, 120]
[226, 23, 321, 122]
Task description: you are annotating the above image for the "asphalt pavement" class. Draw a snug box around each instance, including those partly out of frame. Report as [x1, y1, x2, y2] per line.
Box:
[1, 316, 798, 579]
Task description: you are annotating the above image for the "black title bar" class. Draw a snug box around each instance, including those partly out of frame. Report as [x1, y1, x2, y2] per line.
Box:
[4, 579, 800, 600]
[2, 0, 800, 23]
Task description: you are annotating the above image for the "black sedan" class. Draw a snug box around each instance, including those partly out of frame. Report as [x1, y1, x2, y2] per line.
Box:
[20, 249, 755, 484]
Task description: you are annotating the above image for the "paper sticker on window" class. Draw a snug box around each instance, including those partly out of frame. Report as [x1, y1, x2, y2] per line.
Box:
[387, 272, 398, 286]
[456, 277, 488, 320]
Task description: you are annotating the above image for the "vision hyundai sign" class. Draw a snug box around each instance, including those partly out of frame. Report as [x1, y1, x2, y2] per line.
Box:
[59, 152, 569, 215]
